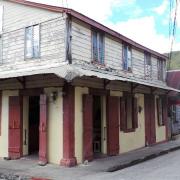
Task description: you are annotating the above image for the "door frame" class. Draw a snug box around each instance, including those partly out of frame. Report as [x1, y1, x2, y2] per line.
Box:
[8, 96, 23, 159]
[145, 94, 156, 145]
[83, 88, 109, 160]
[19, 88, 48, 164]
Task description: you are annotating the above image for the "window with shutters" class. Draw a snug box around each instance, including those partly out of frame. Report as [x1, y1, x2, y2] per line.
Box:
[156, 97, 165, 126]
[144, 52, 152, 79]
[157, 59, 166, 81]
[25, 25, 40, 59]
[122, 44, 132, 72]
[120, 93, 138, 132]
[92, 30, 104, 64]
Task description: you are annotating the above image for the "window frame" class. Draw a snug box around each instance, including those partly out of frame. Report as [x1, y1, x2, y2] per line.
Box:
[25, 24, 40, 59]
[120, 92, 138, 132]
[144, 52, 152, 79]
[157, 59, 166, 81]
[122, 43, 132, 72]
[91, 30, 105, 65]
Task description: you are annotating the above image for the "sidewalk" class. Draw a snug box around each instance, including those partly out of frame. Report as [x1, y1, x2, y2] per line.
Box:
[0, 137, 180, 180]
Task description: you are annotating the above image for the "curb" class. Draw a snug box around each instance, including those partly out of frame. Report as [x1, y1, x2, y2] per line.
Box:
[107, 145, 180, 172]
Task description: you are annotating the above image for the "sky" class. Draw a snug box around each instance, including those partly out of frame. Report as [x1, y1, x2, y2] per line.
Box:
[30, 0, 180, 54]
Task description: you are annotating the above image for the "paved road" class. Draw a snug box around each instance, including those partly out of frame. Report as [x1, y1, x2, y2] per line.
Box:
[80, 150, 180, 180]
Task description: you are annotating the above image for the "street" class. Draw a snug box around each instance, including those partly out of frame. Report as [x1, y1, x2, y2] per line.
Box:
[80, 150, 180, 180]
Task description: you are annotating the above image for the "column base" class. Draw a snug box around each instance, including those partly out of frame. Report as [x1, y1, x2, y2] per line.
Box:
[60, 157, 77, 167]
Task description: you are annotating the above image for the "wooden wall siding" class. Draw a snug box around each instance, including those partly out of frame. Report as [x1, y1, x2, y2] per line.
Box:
[105, 36, 122, 70]
[1, 1, 63, 32]
[71, 19, 91, 63]
[151, 57, 158, 81]
[71, 19, 167, 85]
[132, 49, 145, 79]
[1, 16, 66, 72]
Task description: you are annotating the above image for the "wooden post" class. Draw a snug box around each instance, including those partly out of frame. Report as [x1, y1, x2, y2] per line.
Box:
[60, 83, 77, 167]
[39, 94, 48, 165]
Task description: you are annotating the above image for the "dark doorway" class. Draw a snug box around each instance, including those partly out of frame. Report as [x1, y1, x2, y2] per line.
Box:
[93, 96, 102, 156]
[28, 96, 40, 155]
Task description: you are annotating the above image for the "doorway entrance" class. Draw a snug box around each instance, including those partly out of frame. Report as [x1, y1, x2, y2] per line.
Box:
[28, 96, 40, 156]
[145, 94, 156, 145]
[93, 96, 102, 157]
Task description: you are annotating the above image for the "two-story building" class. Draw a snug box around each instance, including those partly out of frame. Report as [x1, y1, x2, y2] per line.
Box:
[0, 0, 178, 167]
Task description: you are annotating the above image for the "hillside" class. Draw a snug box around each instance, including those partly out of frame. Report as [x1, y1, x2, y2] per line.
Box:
[166, 51, 180, 70]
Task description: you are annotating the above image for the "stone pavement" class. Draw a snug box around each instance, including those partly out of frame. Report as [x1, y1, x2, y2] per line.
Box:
[0, 137, 180, 180]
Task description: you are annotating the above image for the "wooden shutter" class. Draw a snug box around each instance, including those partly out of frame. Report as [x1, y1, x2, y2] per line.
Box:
[83, 94, 93, 161]
[107, 96, 119, 156]
[133, 97, 138, 129]
[122, 45, 127, 70]
[156, 98, 160, 126]
[120, 97, 126, 131]
[162, 96, 167, 126]
[0, 91, 2, 135]
[39, 94, 48, 164]
[9, 96, 22, 159]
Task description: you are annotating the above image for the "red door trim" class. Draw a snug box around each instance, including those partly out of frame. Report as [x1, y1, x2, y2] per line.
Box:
[8, 96, 23, 159]
[39, 94, 48, 165]
[145, 94, 156, 145]
[83, 94, 93, 161]
[107, 96, 119, 156]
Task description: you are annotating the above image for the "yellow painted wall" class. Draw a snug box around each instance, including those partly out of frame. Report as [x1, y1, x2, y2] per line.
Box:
[120, 93, 145, 153]
[155, 96, 166, 143]
[101, 96, 107, 154]
[75, 87, 89, 164]
[0, 90, 18, 158]
[23, 96, 29, 156]
[44, 87, 63, 164]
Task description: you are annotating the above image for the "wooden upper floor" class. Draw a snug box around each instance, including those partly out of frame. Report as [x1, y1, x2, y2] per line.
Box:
[0, 0, 167, 87]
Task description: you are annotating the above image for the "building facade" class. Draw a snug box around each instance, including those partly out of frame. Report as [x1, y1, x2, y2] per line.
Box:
[167, 70, 180, 136]
[0, 0, 177, 167]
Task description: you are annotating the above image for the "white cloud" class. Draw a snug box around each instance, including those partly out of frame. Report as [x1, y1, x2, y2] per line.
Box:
[153, 0, 169, 15]
[106, 16, 180, 53]
[30, 0, 136, 22]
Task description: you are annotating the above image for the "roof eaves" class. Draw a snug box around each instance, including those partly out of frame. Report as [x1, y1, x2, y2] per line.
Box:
[7, 0, 167, 60]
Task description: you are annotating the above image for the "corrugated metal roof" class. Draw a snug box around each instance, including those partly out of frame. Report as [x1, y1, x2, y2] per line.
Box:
[0, 64, 179, 93]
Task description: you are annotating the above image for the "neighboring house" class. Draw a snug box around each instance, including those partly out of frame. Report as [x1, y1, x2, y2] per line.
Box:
[167, 70, 180, 136]
[0, 0, 178, 167]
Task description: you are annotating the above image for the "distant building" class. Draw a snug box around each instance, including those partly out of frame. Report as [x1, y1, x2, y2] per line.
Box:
[167, 70, 180, 136]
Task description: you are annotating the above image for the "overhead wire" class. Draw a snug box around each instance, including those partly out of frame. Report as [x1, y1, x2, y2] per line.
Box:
[168, 0, 179, 69]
